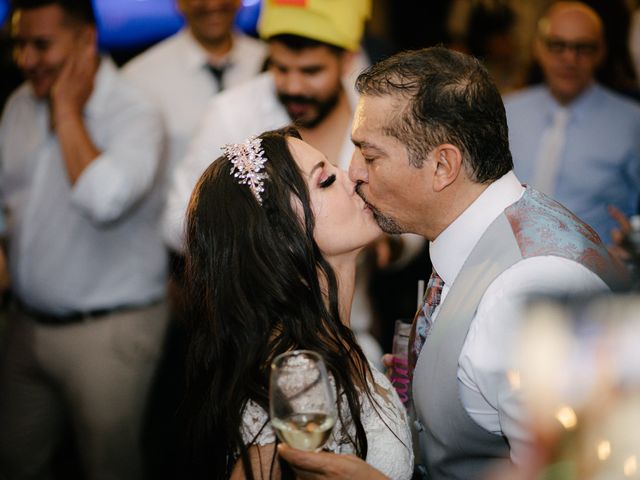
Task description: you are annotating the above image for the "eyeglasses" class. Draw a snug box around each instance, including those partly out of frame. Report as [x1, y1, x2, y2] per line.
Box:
[542, 37, 600, 57]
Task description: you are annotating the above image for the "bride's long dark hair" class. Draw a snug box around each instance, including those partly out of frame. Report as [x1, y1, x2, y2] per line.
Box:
[183, 127, 373, 479]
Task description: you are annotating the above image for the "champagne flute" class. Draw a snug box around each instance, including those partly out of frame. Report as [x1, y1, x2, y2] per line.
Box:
[269, 350, 337, 452]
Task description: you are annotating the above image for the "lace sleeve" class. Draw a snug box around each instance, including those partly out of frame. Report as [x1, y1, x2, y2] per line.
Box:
[241, 400, 276, 446]
[362, 366, 415, 480]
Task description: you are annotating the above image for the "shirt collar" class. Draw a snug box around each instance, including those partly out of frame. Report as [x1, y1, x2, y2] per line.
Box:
[542, 82, 599, 122]
[429, 170, 525, 286]
[569, 83, 600, 120]
[182, 28, 212, 70]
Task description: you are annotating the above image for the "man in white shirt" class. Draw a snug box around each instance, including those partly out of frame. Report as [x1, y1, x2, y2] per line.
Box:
[123, 0, 267, 175]
[279, 47, 627, 479]
[0, 1, 168, 478]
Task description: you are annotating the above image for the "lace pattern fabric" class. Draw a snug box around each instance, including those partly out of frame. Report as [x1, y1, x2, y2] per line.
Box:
[241, 364, 414, 480]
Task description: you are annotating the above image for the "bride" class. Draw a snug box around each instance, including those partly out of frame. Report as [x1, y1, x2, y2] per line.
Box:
[182, 127, 413, 479]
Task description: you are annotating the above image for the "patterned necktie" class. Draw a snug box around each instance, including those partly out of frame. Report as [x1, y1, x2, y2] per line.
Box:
[408, 270, 445, 373]
[533, 107, 570, 195]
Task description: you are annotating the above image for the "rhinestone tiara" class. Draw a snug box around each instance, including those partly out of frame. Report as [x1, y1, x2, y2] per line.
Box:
[223, 136, 268, 205]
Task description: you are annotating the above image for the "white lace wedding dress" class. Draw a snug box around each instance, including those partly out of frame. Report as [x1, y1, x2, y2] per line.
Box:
[241, 364, 414, 479]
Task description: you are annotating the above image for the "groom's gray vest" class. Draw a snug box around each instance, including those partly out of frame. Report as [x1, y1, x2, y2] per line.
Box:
[412, 187, 627, 480]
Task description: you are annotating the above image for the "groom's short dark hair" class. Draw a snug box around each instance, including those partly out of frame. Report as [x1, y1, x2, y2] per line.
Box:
[356, 46, 513, 184]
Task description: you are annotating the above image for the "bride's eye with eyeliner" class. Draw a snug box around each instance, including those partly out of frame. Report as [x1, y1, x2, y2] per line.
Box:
[319, 174, 336, 189]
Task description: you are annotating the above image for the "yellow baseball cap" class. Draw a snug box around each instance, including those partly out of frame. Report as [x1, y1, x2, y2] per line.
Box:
[258, 0, 371, 52]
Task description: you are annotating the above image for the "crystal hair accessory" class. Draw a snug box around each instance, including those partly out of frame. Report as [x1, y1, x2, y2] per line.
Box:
[223, 136, 268, 205]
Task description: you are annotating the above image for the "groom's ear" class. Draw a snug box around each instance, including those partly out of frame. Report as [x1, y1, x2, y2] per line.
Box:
[432, 144, 462, 192]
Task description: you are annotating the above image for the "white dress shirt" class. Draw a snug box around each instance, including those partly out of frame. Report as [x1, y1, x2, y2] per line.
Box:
[429, 171, 608, 465]
[0, 58, 167, 314]
[123, 28, 267, 175]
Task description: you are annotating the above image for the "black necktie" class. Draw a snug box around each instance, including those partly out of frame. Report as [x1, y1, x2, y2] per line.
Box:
[207, 64, 226, 92]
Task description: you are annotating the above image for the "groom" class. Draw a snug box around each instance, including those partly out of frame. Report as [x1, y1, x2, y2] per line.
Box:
[279, 47, 627, 479]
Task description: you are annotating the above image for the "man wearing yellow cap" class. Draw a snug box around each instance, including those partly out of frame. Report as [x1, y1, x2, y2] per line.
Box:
[164, 0, 371, 255]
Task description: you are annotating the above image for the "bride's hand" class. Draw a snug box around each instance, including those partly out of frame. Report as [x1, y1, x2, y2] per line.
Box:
[277, 444, 389, 480]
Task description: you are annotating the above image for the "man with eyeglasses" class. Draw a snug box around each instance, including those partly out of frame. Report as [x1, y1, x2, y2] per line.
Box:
[504, 1, 640, 245]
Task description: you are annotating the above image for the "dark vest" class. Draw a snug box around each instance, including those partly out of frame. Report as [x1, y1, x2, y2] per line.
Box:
[412, 187, 627, 480]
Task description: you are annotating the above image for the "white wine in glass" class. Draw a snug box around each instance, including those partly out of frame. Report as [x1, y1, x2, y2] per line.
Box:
[270, 350, 337, 452]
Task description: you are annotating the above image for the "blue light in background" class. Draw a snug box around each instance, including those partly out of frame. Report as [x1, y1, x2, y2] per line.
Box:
[237, 0, 262, 37]
[96, 0, 261, 50]
[95, 0, 185, 50]
[0, 0, 262, 50]
[0, 0, 8, 27]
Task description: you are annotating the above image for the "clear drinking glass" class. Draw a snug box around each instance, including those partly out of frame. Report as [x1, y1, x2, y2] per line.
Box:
[269, 350, 337, 452]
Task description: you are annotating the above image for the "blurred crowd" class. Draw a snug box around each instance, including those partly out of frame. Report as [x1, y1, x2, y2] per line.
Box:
[2, 0, 639, 113]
